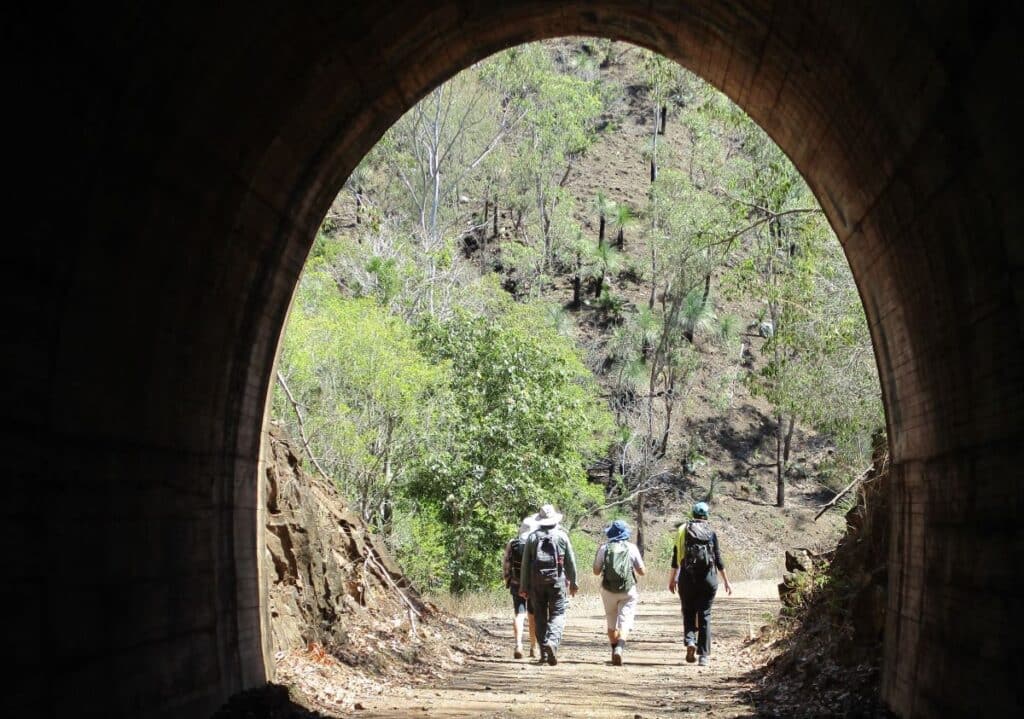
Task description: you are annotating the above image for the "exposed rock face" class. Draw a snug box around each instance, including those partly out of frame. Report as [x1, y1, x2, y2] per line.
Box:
[256, 425, 494, 715]
[754, 443, 891, 717]
[831, 453, 890, 655]
[263, 424, 423, 655]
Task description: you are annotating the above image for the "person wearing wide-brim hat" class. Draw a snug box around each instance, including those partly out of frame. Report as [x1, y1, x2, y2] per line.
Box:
[668, 502, 732, 666]
[518, 504, 578, 666]
[593, 519, 646, 665]
[502, 515, 539, 658]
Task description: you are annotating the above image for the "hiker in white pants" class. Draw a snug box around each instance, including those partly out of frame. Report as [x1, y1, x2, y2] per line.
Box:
[593, 519, 646, 665]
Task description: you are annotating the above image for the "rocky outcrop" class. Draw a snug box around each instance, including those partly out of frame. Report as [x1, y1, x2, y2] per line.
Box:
[258, 425, 494, 714]
[752, 440, 890, 717]
[263, 423, 426, 655]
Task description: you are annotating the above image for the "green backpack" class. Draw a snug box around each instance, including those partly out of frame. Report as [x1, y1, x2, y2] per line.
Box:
[601, 541, 636, 592]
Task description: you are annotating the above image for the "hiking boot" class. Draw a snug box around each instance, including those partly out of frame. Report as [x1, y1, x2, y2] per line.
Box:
[698, 654, 710, 667]
[612, 644, 623, 666]
[514, 645, 523, 659]
[545, 643, 558, 666]
[685, 644, 696, 663]
[537, 645, 549, 664]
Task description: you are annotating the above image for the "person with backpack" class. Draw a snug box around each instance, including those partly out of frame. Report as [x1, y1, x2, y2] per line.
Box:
[592, 519, 646, 665]
[502, 515, 539, 658]
[668, 501, 732, 666]
[518, 504, 578, 666]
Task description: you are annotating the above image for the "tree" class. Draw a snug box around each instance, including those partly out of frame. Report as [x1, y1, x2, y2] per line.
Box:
[412, 301, 612, 591]
[274, 268, 449, 529]
[641, 51, 681, 181]
[485, 46, 603, 289]
[588, 240, 622, 298]
[610, 202, 634, 249]
[720, 109, 866, 506]
[593, 191, 613, 247]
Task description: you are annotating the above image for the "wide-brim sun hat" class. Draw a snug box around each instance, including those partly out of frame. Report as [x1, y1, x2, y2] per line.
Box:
[532, 503, 563, 527]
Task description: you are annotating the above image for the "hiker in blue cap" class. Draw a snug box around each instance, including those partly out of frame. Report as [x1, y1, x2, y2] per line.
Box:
[668, 501, 732, 666]
[592, 519, 646, 665]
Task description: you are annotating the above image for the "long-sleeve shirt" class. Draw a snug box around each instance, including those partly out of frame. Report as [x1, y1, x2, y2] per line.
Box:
[670, 521, 725, 573]
[519, 526, 578, 592]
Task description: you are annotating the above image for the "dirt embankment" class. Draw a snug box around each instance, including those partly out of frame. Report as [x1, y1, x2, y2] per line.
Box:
[215, 426, 498, 716]
[746, 441, 891, 718]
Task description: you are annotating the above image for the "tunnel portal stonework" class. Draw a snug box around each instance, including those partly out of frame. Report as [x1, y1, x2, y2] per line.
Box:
[8, 2, 1022, 716]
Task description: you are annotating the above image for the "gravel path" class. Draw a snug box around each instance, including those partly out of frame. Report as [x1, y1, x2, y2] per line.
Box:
[352, 580, 779, 718]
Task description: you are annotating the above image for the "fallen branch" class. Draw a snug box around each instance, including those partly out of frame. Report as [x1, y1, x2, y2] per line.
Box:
[569, 478, 667, 530]
[276, 371, 333, 484]
[814, 467, 871, 521]
[365, 550, 421, 619]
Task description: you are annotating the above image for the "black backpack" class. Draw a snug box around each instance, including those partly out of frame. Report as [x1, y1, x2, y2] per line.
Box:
[683, 521, 715, 577]
[508, 537, 526, 586]
[531, 529, 564, 587]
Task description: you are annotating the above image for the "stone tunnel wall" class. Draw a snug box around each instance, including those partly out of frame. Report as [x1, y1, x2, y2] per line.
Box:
[7, 2, 1022, 716]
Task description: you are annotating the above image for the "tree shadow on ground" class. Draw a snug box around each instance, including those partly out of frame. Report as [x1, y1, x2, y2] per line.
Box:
[689, 403, 776, 469]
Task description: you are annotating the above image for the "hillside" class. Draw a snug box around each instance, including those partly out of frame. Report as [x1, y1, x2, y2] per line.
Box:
[318, 38, 850, 578]
[545, 39, 847, 574]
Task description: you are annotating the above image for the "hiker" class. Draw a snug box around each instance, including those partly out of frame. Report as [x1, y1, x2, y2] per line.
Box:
[518, 504, 579, 666]
[592, 519, 646, 665]
[668, 501, 732, 666]
[503, 516, 539, 658]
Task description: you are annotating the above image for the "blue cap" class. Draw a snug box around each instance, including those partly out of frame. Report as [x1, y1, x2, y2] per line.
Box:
[605, 519, 631, 542]
[692, 501, 710, 518]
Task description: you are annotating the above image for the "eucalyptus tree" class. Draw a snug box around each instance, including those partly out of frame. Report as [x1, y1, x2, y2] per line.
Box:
[720, 109, 854, 506]
[486, 45, 603, 287]
[640, 50, 683, 181]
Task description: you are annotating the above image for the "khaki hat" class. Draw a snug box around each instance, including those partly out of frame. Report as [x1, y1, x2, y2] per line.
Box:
[532, 503, 563, 527]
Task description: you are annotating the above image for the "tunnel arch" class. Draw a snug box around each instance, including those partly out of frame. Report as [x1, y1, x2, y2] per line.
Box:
[10, 2, 1021, 716]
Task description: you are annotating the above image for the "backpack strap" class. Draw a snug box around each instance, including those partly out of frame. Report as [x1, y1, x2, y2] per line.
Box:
[553, 529, 564, 577]
[675, 523, 688, 567]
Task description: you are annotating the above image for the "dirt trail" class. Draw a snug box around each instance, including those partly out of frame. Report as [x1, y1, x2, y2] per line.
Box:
[353, 581, 778, 717]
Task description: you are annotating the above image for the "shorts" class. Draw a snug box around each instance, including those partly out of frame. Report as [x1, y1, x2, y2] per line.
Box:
[600, 586, 639, 633]
[511, 587, 533, 615]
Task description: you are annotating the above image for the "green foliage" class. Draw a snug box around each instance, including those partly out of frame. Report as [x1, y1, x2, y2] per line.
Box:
[389, 500, 451, 593]
[679, 287, 718, 340]
[276, 268, 450, 527]
[277, 37, 885, 595]
[410, 302, 612, 592]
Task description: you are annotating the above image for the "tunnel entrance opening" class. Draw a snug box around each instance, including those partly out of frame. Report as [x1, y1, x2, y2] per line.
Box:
[12, 4, 1020, 718]
[263, 37, 885, 710]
